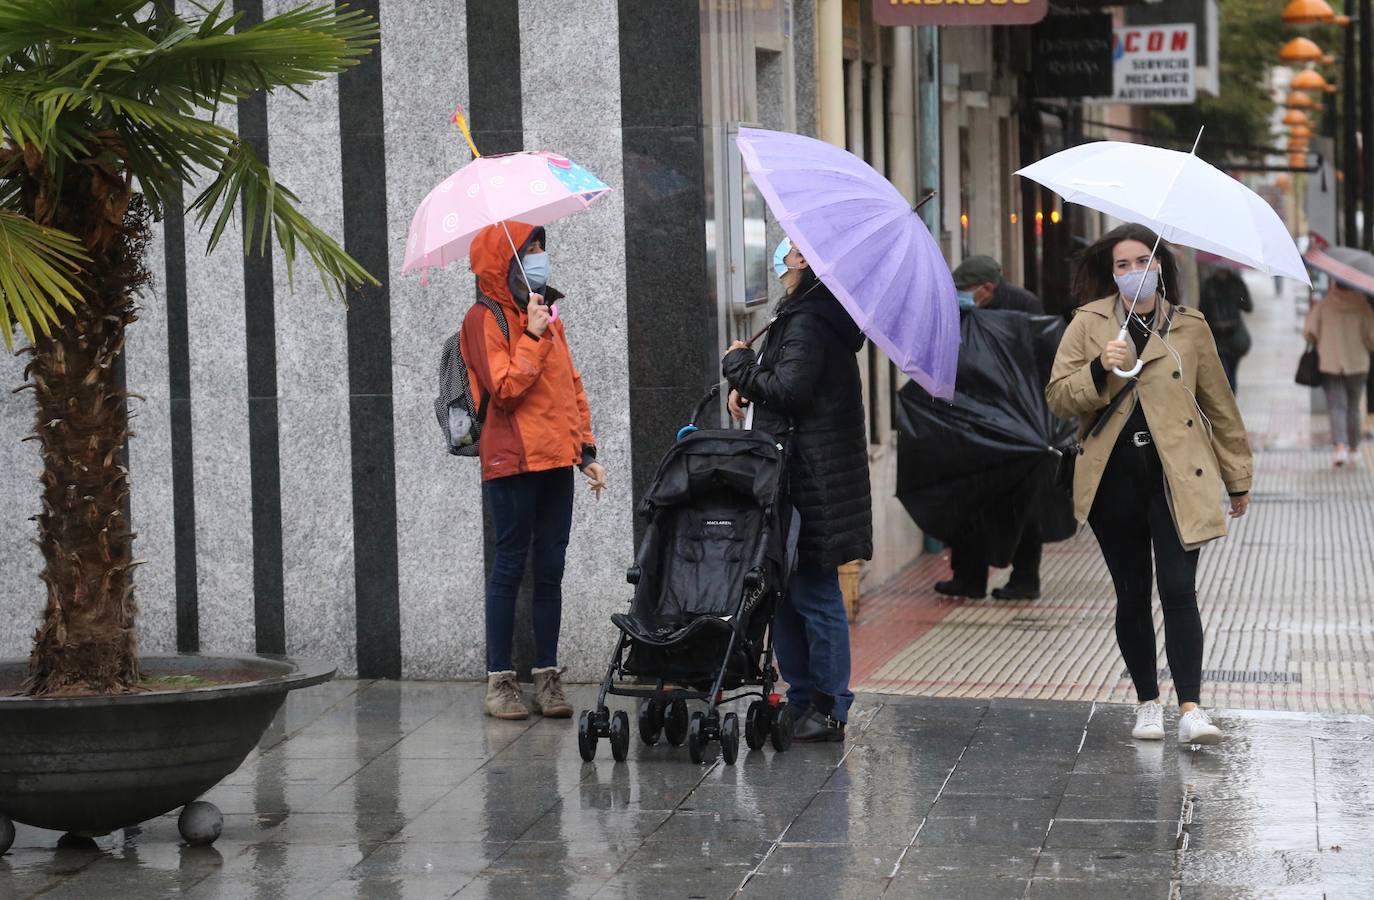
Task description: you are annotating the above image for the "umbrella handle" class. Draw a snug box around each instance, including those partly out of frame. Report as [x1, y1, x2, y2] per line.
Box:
[1111, 325, 1144, 378]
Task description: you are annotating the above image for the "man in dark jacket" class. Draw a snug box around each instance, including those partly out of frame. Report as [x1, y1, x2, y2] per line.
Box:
[937, 258, 1047, 601]
[722, 239, 873, 743]
[953, 255, 1044, 315]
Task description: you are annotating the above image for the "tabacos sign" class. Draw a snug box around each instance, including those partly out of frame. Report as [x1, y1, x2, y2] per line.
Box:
[874, 0, 1049, 27]
[1110, 24, 1197, 105]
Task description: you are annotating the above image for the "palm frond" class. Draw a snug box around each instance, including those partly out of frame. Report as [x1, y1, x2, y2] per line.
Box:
[0, 209, 87, 350]
[56, 3, 377, 107]
[189, 138, 377, 299]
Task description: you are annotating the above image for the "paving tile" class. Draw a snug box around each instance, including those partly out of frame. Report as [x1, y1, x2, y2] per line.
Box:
[1026, 879, 1171, 900]
[1044, 819, 1181, 852]
[1034, 849, 1177, 881]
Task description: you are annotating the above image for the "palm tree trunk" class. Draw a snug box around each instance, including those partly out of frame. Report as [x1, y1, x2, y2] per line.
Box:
[23, 182, 148, 696]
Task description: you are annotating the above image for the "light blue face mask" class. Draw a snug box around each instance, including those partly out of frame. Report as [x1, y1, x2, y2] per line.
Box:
[521, 252, 549, 291]
[772, 237, 792, 278]
[1114, 268, 1159, 301]
[957, 290, 976, 309]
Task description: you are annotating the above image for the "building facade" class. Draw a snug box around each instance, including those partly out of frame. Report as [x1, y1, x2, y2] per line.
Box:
[0, 0, 1045, 680]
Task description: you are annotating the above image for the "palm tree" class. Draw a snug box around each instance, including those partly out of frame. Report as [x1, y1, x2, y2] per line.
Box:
[0, 1, 379, 695]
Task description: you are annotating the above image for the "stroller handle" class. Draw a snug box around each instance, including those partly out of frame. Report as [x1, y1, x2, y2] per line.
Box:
[689, 385, 721, 427]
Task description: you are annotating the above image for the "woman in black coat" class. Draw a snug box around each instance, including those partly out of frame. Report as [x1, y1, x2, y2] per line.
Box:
[722, 238, 873, 742]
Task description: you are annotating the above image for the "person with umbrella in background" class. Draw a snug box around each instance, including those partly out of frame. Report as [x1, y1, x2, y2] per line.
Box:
[1301, 245, 1374, 468]
[932, 255, 1052, 600]
[1047, 223, 1252, 747]
[723, 237, 872, 743]
[1198, 267, 1253, 392]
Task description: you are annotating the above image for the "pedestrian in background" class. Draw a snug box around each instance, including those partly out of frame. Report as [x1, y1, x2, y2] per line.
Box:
[1198, 267, 1253, 392]
[462, 222, 607, 721]
[1304, 278, 1374, 467]
[952, 254, 1045, 315]
[1047, 223, 1252, 747]
[936, 255, 1048, 601]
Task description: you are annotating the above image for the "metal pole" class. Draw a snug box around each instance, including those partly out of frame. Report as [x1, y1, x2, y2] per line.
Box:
[1362, 2, 1374, 249]
[1343, 20, 1358, 245]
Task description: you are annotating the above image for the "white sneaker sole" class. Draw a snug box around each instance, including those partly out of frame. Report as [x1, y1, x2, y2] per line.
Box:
[1132, 726, 1165, 740]
[1178, 729, 1222, 746]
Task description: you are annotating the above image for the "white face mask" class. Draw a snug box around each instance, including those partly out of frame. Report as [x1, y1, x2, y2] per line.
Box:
[1115, 269, 1160, 301]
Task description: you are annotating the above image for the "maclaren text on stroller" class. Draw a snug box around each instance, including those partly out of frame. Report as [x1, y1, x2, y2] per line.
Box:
[578, 387, 799, 765]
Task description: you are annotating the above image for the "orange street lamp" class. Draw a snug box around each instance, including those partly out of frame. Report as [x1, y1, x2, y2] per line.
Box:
[1292, 68, 1329, 91]
[1285, 91, 1315, 109]
[1290, 124, 1313, 138]
[1281, 0, 1336, 24]
[1322, 54, 1337, 65]
[1279, 37, 1324, 62]
[1287, 138, 1311, 152]
[1282, 109, 1312, 126]
[1288, 153, 1308, 168]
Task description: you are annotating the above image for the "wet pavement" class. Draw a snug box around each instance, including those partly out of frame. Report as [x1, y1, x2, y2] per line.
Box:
[4, 679, 1371, 898]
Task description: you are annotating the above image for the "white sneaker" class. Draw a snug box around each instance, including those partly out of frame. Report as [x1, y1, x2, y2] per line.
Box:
[1132, 702, 1165, 740]
[1334, 446, 1348, 467]
[1178, 708, 1222, 746]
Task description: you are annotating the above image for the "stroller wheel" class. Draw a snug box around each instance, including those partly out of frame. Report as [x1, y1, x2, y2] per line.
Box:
[638, 699, 663, 746]
[720, 712, 741, 766]
[577, 709, 598, 762]
[687, 711, 708, 764]
[745, 701, 769, 751]
[664, 698, 690, 747]
[770, 703, 794, 753]
[610, 710, 631, 762]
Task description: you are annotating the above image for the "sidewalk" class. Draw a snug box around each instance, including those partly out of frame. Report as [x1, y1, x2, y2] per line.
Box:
[5, 680, 1372, 899]
[853, 272, 1374, 714]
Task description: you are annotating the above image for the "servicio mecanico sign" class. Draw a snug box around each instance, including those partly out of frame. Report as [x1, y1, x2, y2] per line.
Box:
[873, 0, 1049, 27]
[1111, 24, 1197, 105]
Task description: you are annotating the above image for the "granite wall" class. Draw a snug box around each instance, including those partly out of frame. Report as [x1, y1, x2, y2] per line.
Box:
[0, 0, 667, 681]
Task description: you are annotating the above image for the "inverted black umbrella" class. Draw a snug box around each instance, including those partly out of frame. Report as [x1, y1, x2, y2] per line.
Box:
[896, 308, 1077, 567]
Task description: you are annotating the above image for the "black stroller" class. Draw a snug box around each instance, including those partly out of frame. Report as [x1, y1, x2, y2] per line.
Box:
[577, 387, 797, 765]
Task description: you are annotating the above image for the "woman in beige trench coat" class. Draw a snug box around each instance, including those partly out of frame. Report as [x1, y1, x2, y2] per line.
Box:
[1048, 223, 1253, 747]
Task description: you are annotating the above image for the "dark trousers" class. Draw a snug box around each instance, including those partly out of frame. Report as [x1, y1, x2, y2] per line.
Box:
[950, 524, 1042, 594]
[484, 467, 574, 672]
[1087, 438, 1204, 705]
[1217, 353, 1239, 393]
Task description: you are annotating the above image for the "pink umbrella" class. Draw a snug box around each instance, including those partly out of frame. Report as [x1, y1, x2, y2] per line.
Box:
[403, 107, 613, 284]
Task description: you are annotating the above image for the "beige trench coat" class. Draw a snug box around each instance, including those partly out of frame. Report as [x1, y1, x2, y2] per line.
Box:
[1047, 296, 1253, 547]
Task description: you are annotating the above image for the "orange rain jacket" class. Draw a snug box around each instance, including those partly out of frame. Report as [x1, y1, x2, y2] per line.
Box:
[458, 221, 596, 482]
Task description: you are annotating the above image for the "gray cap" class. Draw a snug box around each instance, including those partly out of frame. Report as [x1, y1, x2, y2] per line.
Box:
[952, 255, 1003, 289]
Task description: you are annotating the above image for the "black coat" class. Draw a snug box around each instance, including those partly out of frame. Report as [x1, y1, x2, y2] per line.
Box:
[723, 282, 873, 571]
[987, 282, 1044, 315]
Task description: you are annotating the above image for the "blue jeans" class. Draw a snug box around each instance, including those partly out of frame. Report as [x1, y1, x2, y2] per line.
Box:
[484, 467, 574, 672]
[774, 565, 853, 722]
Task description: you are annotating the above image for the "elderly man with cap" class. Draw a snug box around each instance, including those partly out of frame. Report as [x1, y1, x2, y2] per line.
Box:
[935, 254, 1046, 601]
[953, 255, 1044, 315]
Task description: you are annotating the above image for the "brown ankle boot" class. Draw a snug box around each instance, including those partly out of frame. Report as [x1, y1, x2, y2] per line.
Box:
[531, 667, 572, 718]
[484, 671, 528, 720]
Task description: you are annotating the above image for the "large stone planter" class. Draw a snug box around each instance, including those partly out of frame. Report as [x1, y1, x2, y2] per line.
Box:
[0, 653, 334, 853]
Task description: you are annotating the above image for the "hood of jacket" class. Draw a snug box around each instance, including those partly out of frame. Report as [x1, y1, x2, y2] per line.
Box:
[470, 221, 546, 315]
[1325, 289, 1372, 312]
[783, 279, 865, 354]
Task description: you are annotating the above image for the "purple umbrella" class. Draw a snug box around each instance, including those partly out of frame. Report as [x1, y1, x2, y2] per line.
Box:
[736, 127, 960, 398]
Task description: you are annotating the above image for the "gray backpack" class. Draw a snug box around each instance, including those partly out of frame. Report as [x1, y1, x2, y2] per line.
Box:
[435, 296, 508, 457]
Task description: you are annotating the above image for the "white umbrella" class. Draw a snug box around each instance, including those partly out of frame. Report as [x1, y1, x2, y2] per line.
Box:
[1017, 133, 1310, 375]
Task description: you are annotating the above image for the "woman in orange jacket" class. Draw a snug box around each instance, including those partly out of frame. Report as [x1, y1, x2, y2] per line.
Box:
[460, 221, 606, 721]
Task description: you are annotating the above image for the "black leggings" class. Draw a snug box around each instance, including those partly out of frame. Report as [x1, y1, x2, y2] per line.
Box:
[1088, 438, 1204, 705]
